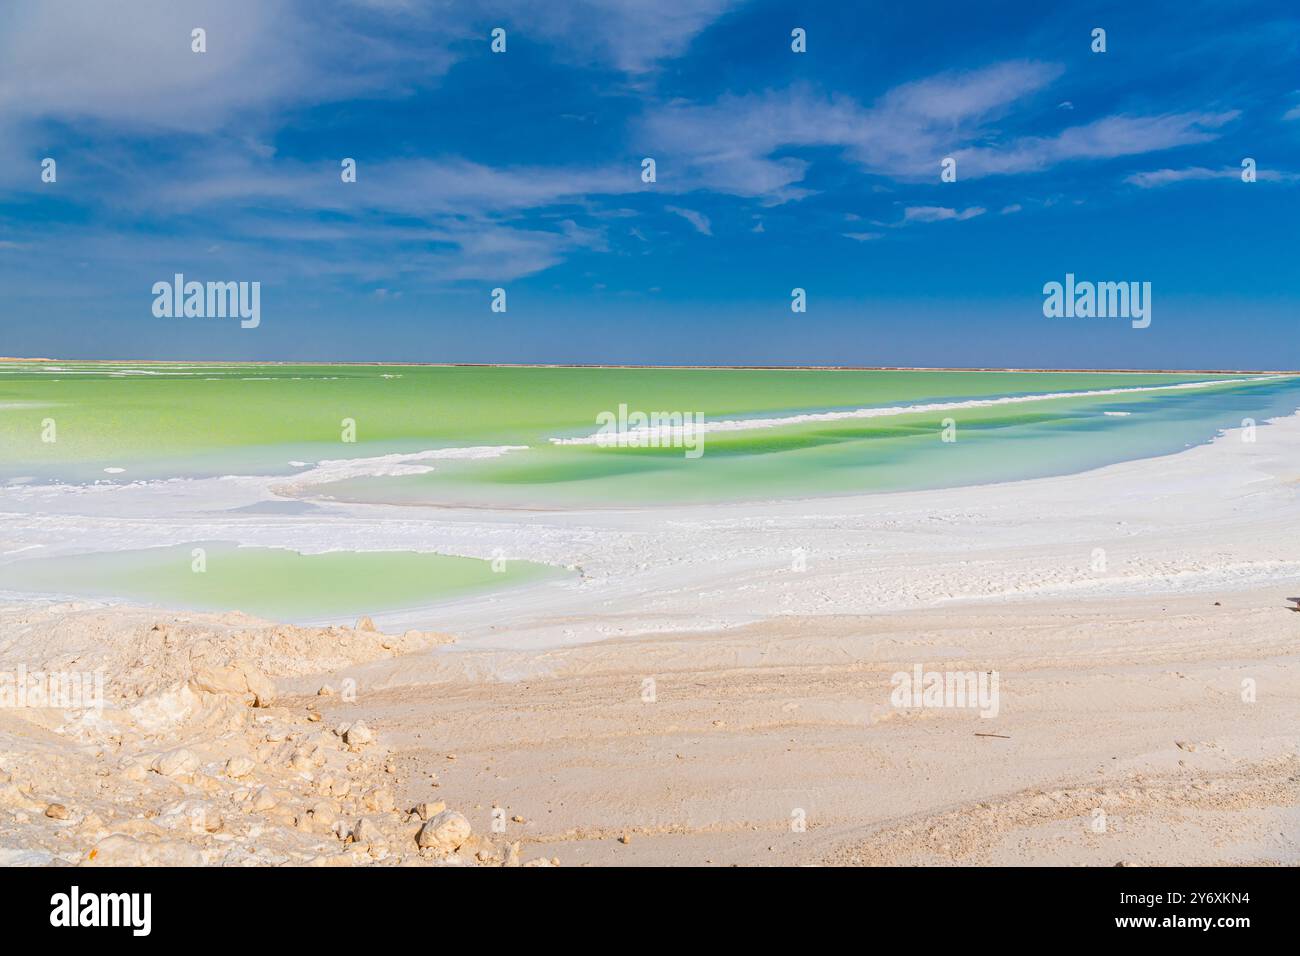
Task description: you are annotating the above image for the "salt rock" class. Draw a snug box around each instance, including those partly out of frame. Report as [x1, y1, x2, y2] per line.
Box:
[289, 751, 315, 772]
[0, 783, 44, 812]
[191, 664, 247, 696]
[45, 803, 70, 820]
[251, 787, 277, 812]
[225, 756, 255, 779]
[159, 799, 222, 834]
[242, 667, 276, 708]
[351, 817, 385, 846]
[416, 810, 471, 851]
[267, 805, 297, 827]
[83, 835, 204, 867]
[194, 773, 223, 794]
[363, 787, 395, 813]
[412, 801, 446, 821]
[151, 748, 200, 778]
[197, 809, 224, 833]
[343, 720, 374, 747]
[309, 801, 339, 829]
[190, 662, 275, 707]
[356, 616, 377, 632]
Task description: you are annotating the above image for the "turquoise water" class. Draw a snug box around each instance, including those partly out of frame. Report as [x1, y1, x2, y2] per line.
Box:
[320, 374, 1300, 506]
[0, 543, 559, 619]
[1, 362, 1297, 505]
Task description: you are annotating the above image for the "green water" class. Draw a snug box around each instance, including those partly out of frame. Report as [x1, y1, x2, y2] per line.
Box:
[2, 362, 1298, 505]
[0, 542, 557, 619]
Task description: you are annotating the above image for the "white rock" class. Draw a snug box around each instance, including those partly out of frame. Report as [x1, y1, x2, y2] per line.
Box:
[416, 810, 471, 851]
[245, 675, 276, 708]
[412, 801, 445, 821]
[343, 720, 374, 747]
[225, 756, 256, 779]
[82, 835, 204, 867]
[190, 664, 247, 696]
[351, 817, 385, 846]
[0, 783, 44, 812]
[151, 748, 200, 778]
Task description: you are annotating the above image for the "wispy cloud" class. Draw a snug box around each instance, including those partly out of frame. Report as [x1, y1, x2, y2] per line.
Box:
[1125, 164, 1298, 188]
[638, 60, 1243, 202]
[137, 155, 636, 217]
[953, 111, 1240, 177]
[478, 0, 745, 73]
[639, 61, 1063, 198]
[903, 206, 985, 223]
[0, 0, 744, 166]
[0, 0, 439, 135]
[664, 205, 712, 235]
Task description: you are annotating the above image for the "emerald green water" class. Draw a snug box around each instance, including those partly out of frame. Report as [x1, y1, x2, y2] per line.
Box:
[0, 543, 556, 619]
[2, 362, 1298, 506]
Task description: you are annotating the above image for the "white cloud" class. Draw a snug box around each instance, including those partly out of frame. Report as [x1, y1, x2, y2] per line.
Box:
[639, 63, 1244, 200]
[664, 206, 712, 235]
[1125, 165, 1298, 188]
[0, 1, 433, 134]
[0, 0, 745, 165]
[953, 111, 1240, 177]
[902, 206, 985, 223]
[480, 0, 746, 73]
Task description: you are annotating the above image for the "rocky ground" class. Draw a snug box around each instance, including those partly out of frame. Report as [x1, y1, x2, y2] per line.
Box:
[0, 605, 557, 866]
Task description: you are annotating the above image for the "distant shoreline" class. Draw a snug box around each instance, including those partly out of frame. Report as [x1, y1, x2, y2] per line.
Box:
[1, 357, 1296, 375]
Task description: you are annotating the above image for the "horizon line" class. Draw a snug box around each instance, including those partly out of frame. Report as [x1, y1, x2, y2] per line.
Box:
[1, 357, 1297, 376]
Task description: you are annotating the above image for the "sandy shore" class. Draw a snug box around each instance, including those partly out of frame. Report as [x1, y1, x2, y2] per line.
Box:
[1, 415, 1298, 865]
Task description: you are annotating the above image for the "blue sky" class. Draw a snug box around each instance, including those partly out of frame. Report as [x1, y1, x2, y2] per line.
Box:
[1, 0, 1298, 369]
